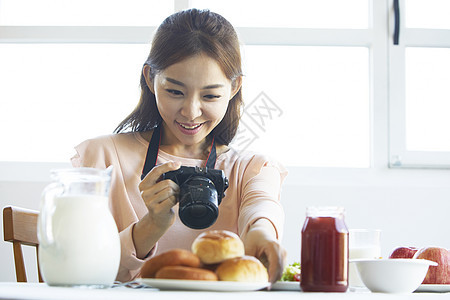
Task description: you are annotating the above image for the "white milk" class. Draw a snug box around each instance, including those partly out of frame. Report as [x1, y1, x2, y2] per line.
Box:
[38, 195, 120, 287]
[349, 246, 381, 287]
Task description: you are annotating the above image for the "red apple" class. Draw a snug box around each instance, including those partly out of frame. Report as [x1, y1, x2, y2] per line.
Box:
[389, 246, 419, 259]
[413, 247, 450, 284]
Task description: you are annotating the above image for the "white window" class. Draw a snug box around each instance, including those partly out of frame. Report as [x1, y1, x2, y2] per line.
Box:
[389, 0, 450, 168]
[239, 45, 370, 168]
[190, 0, 368, 29]
[0, 44, 147, 162]
[1, 0, 449, 173]
[0, 0, 172, 26]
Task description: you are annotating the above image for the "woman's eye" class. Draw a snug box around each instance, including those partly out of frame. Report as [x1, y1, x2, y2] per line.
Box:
[167, 89, 183, 96]
[204, 94, 221, 100]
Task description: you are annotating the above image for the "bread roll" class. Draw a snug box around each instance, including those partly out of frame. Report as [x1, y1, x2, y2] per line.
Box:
[140, 249, 201, 278]
[216, 256, 269, 282]
[156, 266, 218, 281]
[191, 230, 245, 264]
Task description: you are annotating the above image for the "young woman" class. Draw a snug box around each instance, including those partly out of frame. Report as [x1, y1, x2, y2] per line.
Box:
[72, 8, 287, 284]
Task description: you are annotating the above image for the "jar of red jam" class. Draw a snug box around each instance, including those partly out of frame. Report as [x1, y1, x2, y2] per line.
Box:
[300, 207, 348, 292]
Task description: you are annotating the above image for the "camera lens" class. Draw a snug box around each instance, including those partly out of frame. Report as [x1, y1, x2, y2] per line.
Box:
[178, 177, 219, 229]
[189, 205, 208, 218]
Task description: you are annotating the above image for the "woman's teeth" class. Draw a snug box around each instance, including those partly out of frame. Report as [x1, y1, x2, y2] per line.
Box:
[179, 123, 202, 130]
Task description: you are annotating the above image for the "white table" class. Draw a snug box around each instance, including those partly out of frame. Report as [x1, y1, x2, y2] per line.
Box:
[0, 283, 449, 300]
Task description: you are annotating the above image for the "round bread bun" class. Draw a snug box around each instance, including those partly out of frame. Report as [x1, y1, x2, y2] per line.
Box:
[191, 230, 245, 264]
[156, 266, 218, 281]
[215, 256, 269, 282]
[140, 249, 201, 278]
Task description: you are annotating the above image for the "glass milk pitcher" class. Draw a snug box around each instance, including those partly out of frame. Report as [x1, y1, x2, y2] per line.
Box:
[38, 167, 120, 287]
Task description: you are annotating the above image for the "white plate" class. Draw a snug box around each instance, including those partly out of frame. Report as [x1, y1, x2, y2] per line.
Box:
[415, 284, 450, 293]
[271, 281, 301, 291]
[138, 278, 270, 292]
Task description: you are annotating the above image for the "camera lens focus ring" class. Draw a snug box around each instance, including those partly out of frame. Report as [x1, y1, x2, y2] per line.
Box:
[178, 177, 219, 229]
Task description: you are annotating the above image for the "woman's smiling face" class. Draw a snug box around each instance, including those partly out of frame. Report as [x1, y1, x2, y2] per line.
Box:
[147, 53, 240, 151]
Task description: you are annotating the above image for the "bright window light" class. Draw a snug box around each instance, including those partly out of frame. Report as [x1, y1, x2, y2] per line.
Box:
[0, 0, 172, 26]
[0, 44, 149, 162]
[405, 0, 450, 29]
[190, 0, 369, 29]
[405, 47, 450, 151]
[235, 46, 370, 167]
[0, 44, 370, 167]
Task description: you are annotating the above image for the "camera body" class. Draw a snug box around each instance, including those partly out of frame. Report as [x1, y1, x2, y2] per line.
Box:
[162, 166, 229, 229]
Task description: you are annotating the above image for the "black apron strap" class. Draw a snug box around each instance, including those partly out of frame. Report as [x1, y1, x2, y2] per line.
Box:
[141, 124, 161, 180]
[141, 124, 217, 180]
[205, 136, 216, 169]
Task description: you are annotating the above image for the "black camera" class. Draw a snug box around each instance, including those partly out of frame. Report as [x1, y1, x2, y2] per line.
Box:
[162, 166, 229, 229]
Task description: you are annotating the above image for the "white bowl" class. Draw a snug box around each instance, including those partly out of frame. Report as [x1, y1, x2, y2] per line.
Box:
[350, 259, 437, 293]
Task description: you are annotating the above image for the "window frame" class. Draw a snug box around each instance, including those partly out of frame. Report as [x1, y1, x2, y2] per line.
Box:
[1, 0, 448, 183]
[388, 0, 450, 168]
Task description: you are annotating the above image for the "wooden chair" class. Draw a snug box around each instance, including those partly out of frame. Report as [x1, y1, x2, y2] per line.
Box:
[3, 205, 43, 282]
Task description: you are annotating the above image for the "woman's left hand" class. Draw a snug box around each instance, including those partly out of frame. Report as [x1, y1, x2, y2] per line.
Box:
[243, 219, 287, 284]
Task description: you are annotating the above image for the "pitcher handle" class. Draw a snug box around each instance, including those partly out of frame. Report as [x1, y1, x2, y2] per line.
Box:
[38, 182, 64, 247]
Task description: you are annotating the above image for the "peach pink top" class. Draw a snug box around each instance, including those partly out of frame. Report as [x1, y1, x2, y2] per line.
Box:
[71, 132, 287, 282]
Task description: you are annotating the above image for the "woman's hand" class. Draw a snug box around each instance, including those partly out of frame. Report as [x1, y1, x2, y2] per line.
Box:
[243, 219, 287, 284]
[139, 161, 181, 229]
[133, 161, 181, 259]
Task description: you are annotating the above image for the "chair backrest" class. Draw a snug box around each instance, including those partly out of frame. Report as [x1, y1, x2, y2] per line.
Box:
[3, 205, 43, 282]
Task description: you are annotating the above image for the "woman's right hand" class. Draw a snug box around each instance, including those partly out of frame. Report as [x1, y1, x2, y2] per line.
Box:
[139, 161, 181, 230]
[133, 161, 181, 258]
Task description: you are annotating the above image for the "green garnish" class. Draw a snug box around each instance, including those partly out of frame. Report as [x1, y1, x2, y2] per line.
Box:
[281, 262, 301, 281]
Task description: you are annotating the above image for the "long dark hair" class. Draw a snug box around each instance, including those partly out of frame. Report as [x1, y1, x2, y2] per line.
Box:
[115, 9, 243, 145]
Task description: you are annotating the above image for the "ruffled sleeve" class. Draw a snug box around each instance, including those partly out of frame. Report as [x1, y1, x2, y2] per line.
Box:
[235, 153, 288, 242]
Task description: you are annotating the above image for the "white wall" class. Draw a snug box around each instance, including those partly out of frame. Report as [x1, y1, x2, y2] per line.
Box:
[1, 166, 449, 282]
